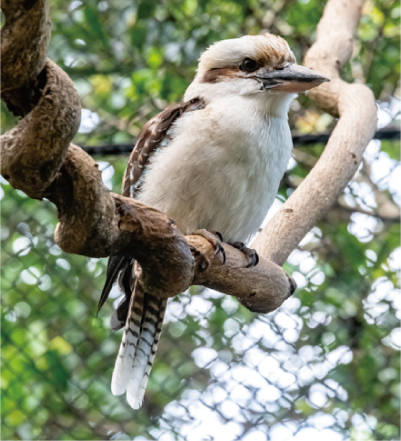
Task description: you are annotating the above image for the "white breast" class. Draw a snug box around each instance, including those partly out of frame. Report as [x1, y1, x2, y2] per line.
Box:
[137, 94, 293, 243]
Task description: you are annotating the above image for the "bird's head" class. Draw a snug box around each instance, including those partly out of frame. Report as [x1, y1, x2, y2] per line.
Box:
[185, 33, 328, 109]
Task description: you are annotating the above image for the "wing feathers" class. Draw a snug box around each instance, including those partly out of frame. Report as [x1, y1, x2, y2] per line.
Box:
[122, 98, 205, 198]
[98, 255, 128, 313]
[104, 98, 204, 408]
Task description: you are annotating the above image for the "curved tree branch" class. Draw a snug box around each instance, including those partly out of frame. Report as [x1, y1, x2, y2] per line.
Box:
[252, 0, 377, 266]
[1, 0, 51, 116]
[1, 0, 376, 314]
[0, 0, 294, 311]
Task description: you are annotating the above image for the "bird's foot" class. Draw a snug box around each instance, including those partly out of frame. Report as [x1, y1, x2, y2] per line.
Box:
[192, 229, 226, 264]
[230, 242, 259, 268]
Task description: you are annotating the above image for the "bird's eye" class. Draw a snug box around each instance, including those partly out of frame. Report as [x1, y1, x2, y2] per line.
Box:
[240, 58, 259, 73]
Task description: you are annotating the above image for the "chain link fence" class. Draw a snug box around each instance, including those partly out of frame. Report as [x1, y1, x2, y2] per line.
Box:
[1, 0, 400, 438]
[2, 149, 400, 441]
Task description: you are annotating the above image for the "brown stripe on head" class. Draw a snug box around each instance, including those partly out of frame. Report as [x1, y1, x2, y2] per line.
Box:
[254, 33, 296, 67]
[201, 66, 240, 83]
[195, 33, 297, 84]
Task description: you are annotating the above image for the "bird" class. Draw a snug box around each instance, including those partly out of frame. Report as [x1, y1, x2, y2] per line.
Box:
[98, 33, 328, 409]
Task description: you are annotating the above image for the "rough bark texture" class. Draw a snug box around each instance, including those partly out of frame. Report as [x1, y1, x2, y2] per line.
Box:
[0, 0, 293, 310]
[1, 0, 51, 116]
[1, 0, 375, 312]
[252, 0, 377, 266]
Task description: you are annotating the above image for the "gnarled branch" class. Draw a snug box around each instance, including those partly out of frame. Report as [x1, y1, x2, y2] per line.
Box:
[0, 0, 293, 311]
[1, 0, 375, 314]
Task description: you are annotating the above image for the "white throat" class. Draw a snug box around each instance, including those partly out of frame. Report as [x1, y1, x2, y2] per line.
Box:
[138, 78, 295, 242]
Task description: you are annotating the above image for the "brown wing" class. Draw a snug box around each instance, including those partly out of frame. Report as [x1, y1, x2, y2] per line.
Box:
[99, 98, 204, 322]
[122, 98, 205, 198]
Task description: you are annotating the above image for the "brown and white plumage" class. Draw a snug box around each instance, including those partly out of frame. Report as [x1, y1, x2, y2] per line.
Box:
[100, 33, 327, 410]
[100, 99, 206, 409]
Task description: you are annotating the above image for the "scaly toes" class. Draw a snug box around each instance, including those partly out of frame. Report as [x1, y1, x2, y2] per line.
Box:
[210, 230, 223, 242]
[230, 242, 259, 268]
[192, 229, 226, 264]
[244, 248, 259, 268]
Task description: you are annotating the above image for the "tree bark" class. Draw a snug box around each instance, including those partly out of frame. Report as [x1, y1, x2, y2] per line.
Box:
[1, 0, 375, 313]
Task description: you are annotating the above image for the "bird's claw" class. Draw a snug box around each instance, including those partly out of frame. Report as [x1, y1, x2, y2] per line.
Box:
[215, 241, 226, 264]
[192, 229, 226, 264]
[211, 230, 223, 242]
[230, 242, 259, 268]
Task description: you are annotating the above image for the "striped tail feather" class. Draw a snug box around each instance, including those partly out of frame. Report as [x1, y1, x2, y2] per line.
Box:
[111, 280, 167, 409]
[126, 293, 167, 409]
[111, 280, 144, 396]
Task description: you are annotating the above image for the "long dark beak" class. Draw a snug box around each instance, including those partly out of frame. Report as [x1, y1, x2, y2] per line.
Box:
[256, 64, 329, 92]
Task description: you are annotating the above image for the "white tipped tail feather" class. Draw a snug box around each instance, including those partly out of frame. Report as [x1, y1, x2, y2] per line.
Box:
[111, 281, 167, 409]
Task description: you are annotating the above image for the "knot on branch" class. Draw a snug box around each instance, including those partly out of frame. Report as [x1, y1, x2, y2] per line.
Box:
[113, 196, 195, 299]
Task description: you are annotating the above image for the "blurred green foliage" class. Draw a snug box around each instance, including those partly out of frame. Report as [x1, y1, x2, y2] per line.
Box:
[1, 0, 400, 440]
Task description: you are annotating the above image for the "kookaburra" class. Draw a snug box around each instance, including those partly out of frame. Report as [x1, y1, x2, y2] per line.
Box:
[99, 33, 328, 409]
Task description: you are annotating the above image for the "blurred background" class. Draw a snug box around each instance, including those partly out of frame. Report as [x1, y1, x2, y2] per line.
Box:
[1, 0, 400, 440]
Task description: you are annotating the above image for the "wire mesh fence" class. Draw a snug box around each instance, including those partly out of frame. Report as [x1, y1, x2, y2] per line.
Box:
[1, 0, 400, 438]
[1, 150, 400, 441]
